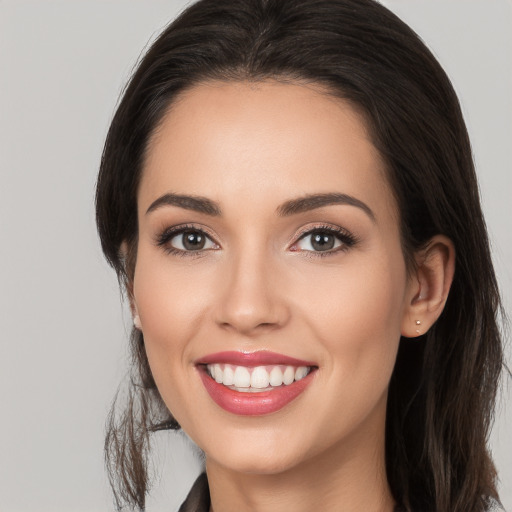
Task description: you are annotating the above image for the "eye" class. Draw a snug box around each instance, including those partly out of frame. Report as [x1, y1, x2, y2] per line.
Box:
[170, 230, 216, 251]
[292, 226, 357, 254]
[156, 225, 218, 256]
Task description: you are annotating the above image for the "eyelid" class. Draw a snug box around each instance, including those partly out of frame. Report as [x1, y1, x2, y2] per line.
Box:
[289, 223, 358, 254]
[154, 222, 357, 257]
[155, 223, 220, 255]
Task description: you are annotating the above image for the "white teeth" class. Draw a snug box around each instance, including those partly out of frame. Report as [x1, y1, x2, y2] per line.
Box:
[283, 366, 295, 385]
[295, 366, 308, 381]
[206, 364, 312, 389]
[222, 365, 234, 386]
[233, 366, 251, 388]
[213, 364, 223, 383]
[269, 366, 283, 387]
[251, 366, 270, 389]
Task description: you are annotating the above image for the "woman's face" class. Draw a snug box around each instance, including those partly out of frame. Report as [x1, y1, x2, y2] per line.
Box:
[133, 80, 415, 475]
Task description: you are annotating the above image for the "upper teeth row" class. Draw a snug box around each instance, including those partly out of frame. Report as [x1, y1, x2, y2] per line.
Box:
[206, 364, 310, 388]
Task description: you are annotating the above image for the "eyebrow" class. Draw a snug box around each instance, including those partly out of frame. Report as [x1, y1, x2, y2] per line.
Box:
[146, 192, 375, 221]
[146, 193, 222, 216]
[276, 193, 375, 222]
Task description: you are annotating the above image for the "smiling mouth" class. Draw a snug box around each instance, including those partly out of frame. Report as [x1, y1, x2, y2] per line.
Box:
[196, 350, 318, 415]
[204, 363, 314, 393]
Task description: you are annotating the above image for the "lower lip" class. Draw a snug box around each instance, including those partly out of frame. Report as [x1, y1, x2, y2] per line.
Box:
[198, 367, 315, 416]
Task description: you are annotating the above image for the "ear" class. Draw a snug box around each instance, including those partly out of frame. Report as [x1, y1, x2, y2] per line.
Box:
[128, 292, 142, 331]
[120, 241, 142, 331]
[401, 235, 455, 338]
[132, 308, 142, 330]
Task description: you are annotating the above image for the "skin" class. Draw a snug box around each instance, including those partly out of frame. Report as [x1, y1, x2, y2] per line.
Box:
[131, 80, 455, 512]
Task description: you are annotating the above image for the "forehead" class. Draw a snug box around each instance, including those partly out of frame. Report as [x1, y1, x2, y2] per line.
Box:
[139, 80, 396, 222]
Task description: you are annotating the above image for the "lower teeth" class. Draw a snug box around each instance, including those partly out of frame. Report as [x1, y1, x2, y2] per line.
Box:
[227, 385, 278, 393]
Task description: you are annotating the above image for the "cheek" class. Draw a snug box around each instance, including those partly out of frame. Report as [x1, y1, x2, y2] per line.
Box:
[131, 251, 217, 426]
[134, 243, 209, 329]
[131, 247, 213, 380]
[292, 253, 407, 436]
[303, 250, 405, 323]
[297, 250, 407, 375]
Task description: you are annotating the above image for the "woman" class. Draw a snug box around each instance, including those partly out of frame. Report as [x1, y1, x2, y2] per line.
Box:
[95, 0, 506, 510]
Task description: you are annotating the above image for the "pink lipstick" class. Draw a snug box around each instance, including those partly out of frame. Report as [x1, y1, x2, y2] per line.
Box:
[197, 350, 317, 367]
[196, 351, 317, 416]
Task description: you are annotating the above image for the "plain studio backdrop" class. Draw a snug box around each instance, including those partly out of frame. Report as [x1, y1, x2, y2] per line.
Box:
[0, 1, 510, 511]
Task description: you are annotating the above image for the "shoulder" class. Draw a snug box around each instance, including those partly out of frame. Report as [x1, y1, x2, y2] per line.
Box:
[178, 472, 210, 512]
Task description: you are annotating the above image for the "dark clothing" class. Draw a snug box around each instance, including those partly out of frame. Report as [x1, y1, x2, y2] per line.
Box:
[178, 472, 408, 512]
[178, 472, 506, 511]
[178, 473, 210, 512]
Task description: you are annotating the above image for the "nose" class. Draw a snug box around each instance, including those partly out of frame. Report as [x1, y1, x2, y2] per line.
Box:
[215, 247, 290, 336]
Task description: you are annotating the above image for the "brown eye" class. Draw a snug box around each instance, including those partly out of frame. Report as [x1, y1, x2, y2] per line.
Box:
[310, 233, 336, 251]
[181, 231, 206, 250]
[293, 227, 357, 255]
[167, 229, 216, 252]
[296, 230, 343, 252]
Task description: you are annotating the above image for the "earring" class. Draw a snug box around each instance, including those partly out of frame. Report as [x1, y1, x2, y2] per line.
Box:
[133, 314, 142, 330]
[415, 319, 421, 334]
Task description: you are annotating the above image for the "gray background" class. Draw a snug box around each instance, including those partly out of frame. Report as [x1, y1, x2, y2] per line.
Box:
[0, 1, 510, 511]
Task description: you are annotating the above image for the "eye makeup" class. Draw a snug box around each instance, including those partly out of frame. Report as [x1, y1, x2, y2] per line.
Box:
[290, 223, 359, 258]
[154, 220, 359, 259]
[154, 223, 219, 258]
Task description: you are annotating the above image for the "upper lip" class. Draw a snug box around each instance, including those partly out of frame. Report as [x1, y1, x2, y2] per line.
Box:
[195, 350, 317, 367]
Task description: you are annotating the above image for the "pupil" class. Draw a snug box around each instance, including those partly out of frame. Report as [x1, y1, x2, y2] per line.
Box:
[183, 231, 205, 250]
[311, 233, 334, 251]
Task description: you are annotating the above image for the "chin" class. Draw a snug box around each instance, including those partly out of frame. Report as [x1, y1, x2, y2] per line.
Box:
[207, 448, 301, 476]
[200, 423, 317, 476]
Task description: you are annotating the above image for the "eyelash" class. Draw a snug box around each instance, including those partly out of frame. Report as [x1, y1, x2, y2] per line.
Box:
[155, 224, 218, 258]
[155, 223, 358, 258]
[292, 224, 358, 258]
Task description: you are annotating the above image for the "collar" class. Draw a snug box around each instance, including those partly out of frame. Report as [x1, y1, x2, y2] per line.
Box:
[178, 472, 408, 512]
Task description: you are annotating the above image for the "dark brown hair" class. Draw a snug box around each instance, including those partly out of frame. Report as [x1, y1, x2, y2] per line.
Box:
[95, 0, 506, 510]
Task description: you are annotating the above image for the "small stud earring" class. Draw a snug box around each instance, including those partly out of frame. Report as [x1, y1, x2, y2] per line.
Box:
[415, 319, 421, 334]
[133, 314, 142, 330]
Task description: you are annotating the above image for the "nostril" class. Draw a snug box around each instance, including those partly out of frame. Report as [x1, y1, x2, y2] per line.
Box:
[218, 320, 280, 335]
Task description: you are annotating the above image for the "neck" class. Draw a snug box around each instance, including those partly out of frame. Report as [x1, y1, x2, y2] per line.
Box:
[205, 410, 394, 512]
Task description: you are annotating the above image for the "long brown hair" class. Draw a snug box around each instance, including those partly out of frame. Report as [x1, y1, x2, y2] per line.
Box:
[95, 0, 506, 510]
